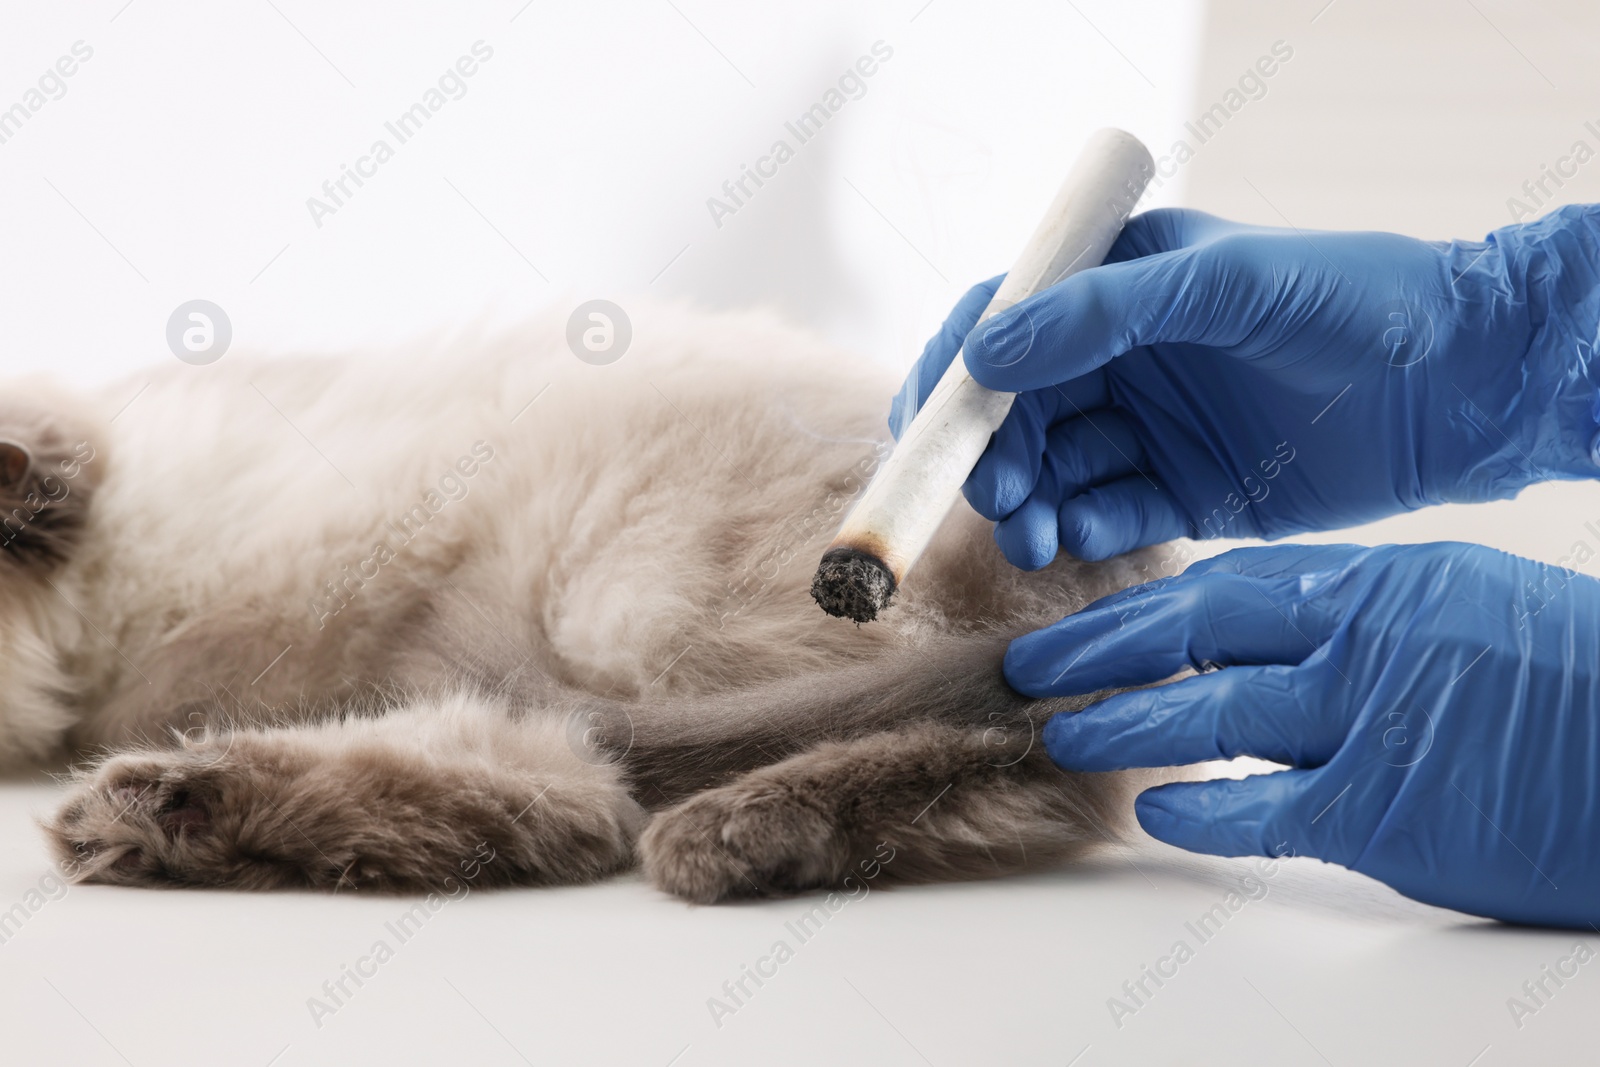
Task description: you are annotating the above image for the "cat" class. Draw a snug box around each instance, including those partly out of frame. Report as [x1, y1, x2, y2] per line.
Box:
[3, 301, 1170, 902]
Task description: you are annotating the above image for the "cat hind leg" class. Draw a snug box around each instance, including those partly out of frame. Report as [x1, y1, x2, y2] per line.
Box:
[639, 721, 1133, 904]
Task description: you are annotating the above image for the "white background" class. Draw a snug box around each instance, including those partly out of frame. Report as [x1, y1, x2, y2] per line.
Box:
[2, 0, 1599, 1064]
[0, 0, 1197, 381]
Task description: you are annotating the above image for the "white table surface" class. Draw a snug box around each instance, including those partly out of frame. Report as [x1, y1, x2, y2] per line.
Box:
[1, 769, 1585, 1067]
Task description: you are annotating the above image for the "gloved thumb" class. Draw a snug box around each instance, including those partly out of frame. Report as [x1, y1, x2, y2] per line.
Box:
[963, 243, 1255, 393]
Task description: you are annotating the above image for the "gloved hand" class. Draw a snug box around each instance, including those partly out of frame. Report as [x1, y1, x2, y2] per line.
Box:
[1018, 541, 1600, 929]
[890, 206, 1600, 566]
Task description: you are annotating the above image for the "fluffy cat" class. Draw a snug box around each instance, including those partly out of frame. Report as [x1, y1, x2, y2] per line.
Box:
[5, 303, 1168, 902]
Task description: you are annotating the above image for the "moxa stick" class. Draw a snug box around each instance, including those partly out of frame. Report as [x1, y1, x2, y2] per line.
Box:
[812, 128, 1154, 623]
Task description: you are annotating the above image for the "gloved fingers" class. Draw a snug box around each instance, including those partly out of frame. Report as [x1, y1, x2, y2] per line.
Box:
[963, 243, 1260, 392]
[986, 413, 1152, 569]
[1042, 370, 1113, 415]
[1043, 410, 1148, 497]
[1056, 474, 1191, 562]
[1078, 544, 1360, 620]
[1132, 772, 1314, 860]
[1002, 571, 1335, 696]
[992, 471, 1062, 571]
[1184, 543, 1372, 581]
[889, 274, 1005, 439]
[1103, 208, 1249, 263]
[962, 373, 1113, 521]
[963, 394, 1048, 522]
[1042, 664, 1335, 771]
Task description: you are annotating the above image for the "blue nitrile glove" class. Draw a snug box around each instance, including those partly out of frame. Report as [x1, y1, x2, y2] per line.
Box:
[1021, 541, 1600, 929]
[890, 207, 1600, 566]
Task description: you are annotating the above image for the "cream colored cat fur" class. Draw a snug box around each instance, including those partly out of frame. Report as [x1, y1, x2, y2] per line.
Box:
[0, 303, 1165, 902]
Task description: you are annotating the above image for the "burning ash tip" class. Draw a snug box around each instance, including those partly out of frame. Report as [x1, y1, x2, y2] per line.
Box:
[811, 548, 896, 624]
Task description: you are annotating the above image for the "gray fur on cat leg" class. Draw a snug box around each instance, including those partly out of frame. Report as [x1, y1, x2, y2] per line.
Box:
[46, 697, 642, 892]
[639, 722, 1129, 904]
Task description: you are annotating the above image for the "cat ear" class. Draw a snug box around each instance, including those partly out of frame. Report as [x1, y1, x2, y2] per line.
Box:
[0, 440, 32, 491]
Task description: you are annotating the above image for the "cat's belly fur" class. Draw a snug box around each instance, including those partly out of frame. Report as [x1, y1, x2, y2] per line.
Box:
[4, 303, 1144, 756]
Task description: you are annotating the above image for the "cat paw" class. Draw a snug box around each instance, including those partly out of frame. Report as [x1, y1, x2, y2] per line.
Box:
[47, 729, 644, 892]
[639, 783, 846, 903]
[46, 742, 312, 889]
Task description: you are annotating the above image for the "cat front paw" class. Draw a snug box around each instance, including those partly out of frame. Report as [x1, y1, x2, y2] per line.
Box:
[639, 783, 845, 903]
[47, 728, 645, 893]
[46, 742, 320, 889]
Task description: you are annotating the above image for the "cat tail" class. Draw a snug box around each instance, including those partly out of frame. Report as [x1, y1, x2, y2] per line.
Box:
[590, 632, 1107, 808]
